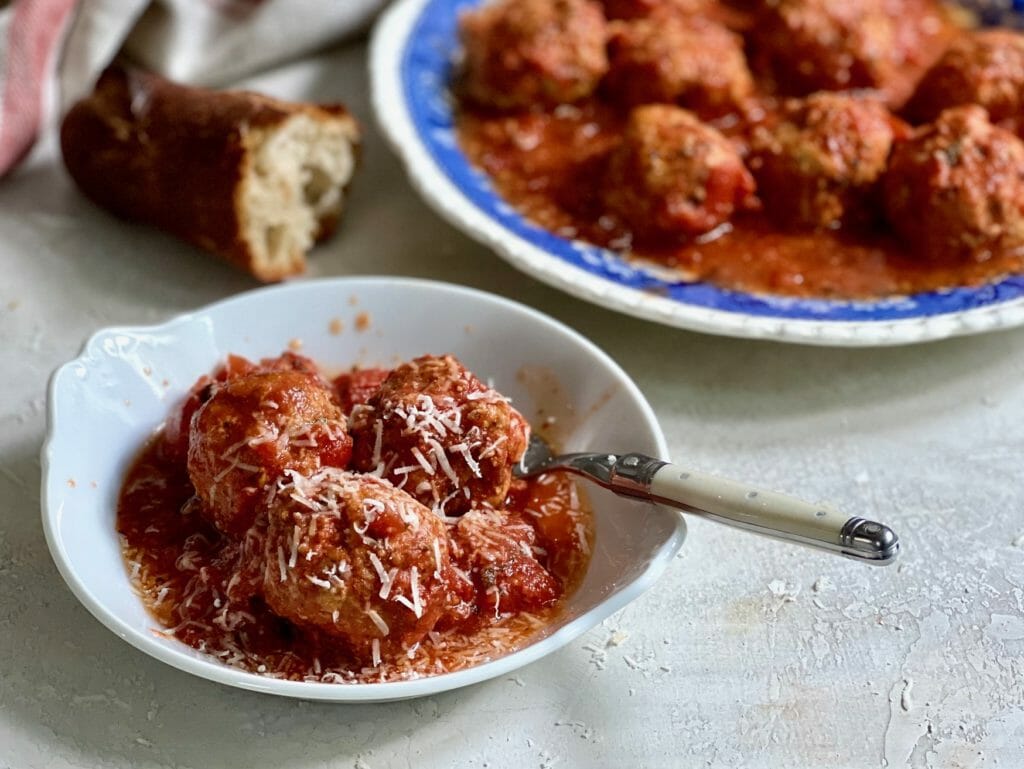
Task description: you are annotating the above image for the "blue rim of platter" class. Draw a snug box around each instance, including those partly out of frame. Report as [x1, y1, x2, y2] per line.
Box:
[373, 0, 1024, 343]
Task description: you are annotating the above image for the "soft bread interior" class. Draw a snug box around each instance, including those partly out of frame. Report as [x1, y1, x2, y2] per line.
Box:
[241, 112, 358, 280]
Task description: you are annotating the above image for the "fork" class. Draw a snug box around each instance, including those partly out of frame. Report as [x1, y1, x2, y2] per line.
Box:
[514, 434, 899, 565]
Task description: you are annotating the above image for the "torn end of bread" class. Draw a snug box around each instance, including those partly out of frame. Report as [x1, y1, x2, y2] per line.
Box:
[60, 66, 363, 283]
[241, 112, 360, 282]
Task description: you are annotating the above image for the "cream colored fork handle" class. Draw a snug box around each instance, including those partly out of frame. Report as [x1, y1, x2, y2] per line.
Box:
[647, 463, 898, 564]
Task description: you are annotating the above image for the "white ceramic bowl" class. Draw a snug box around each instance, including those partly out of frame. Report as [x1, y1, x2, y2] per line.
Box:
[369, 0, 1024, 346]
[42, 277, 685, 702]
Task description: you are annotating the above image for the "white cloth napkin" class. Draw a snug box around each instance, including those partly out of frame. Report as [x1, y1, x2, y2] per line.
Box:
[0, 0, 385, 177]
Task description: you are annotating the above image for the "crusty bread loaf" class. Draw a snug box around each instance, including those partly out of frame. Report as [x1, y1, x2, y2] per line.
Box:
[60, 65, 360, 282]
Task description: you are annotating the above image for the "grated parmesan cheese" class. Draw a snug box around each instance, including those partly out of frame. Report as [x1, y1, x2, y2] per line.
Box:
[426, 438, 459, 485]
[277, 546, 287, 583]
[213, 457, 241, 483]
[451, 565, 474, 586]
[453, 443, 482, 478]
[478, 434, 508, 460]
[393, 594, 417, 615]
[362, 498, 385, 521]
[122, 407, 595, 685]
[410, 567, 423, 618]
[366, 609, 390, 636]
[411, 447, 435, 476]
[372, 419, 383, 467]
[289, 525, 300, 568]
[432, 538, 442, 580]
[368, 553, 398, 599]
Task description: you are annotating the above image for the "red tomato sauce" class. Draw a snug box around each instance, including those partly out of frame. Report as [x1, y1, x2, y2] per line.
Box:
[117, 360, 593, 684]
[457, 99, 1024, 300]
[453, 8, 1024, 300]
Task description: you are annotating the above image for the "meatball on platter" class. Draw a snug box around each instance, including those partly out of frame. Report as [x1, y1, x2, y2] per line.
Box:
[372, 0, 1024, 344]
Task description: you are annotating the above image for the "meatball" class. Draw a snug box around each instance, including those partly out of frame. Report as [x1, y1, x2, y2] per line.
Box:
[459, 0, 609, 109]
[164, 352, 322, 462]
[751, 0, 948, 107]
[883, 105, 1024, 257]
[187, 370, 353, 538]
[349, 355, 529, 516]
[602, 104, 755, 237]
[448, 508, 560, 621]
[599, 0, 707, 21]
[262, 469, 451, 662]
[350, 356, 532, 518]
[604, 15, 753, 114]
[748, 92, 903, 230]
[907, 30, 1024, 132]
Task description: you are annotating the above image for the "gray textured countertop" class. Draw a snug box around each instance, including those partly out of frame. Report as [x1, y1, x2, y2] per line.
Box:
[2, 38, 1022, 769]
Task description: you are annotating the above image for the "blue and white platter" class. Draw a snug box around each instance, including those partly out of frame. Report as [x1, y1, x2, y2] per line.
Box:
[370, 0, 1024, 345]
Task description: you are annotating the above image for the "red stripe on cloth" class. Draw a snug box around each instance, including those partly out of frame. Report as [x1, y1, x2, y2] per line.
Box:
[0, 0, 77, 176]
